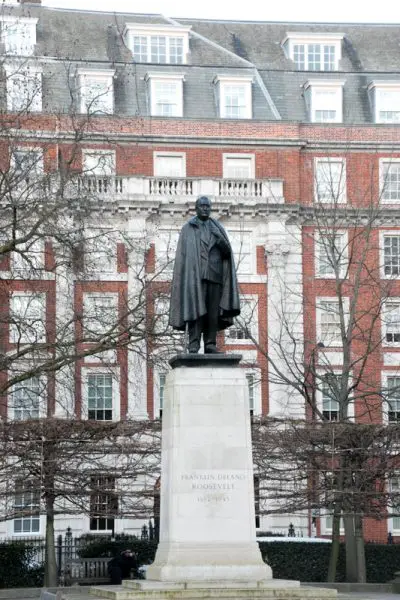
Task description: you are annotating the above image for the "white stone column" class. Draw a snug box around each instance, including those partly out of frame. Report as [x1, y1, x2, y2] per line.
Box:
[147, 356, 272, 583]
[126, 216, 148, 420]
[265, 219, 305, 419]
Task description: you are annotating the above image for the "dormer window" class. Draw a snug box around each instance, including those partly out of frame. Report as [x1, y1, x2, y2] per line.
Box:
[76, 69, 115, 115]
[282, 33, 343, 71]
[1, 16, 38, 56]
[368, 82, 400, 124]
[124, 24, 190, 65]
[214, 75, 253, 119]
[304, 80, 345, 123]
[146, 73, 184, 117]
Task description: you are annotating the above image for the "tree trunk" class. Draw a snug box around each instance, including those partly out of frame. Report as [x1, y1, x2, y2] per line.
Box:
[344, 514, 358, 583]
[44, 498, 58, 587]
[327, 505, 341, 582]
[354, 514, 366, 583]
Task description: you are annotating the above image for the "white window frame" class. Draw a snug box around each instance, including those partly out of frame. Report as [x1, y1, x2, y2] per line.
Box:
[380, 158, 400, 205]
[9, 292, 46, 344]
[305, 80, 345, 123]
[12, 236, 44, 273]
[388, 474, 400, 534]
[382, 299, 400, 347]
[82, 367, 120, 422]
[84, 228, 116, 275]
[315, 230, 348, 278]
[155, 229, 180, 276]
[83, 292, 118, 337]
[123, 24, 191, 65]
[146, 73, 184, 117]
[282, 32, 343, 71]
[13, 479, 41, 535]
[76, 69, 115, 115]
[153, 151, 186, 177]
[89, 474, 117, 532]
[314, 157, 346, 204]
[223, 153, 255, 179]
[381, 230, 400, 278]
[82, 149, 116, 176]
[382, 372, 400, 424]
[225, 295, 258, 345]
[1, 16, 38, 56]
[9, 374, 47, 421]
[317, 370, 355, 421]
[5, 63, 42, 112]
[368, 82, 400, 124]
[215, 76, 253, 119]
[227, 229, 254, 276]
[316, 297, 349, 348]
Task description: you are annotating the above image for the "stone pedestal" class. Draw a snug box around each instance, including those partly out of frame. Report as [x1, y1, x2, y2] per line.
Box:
[90, 354, 337, 600]
[146, 354, 271, 583]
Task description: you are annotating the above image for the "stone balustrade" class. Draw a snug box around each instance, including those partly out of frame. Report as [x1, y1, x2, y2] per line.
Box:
[72, 175, 285, 203]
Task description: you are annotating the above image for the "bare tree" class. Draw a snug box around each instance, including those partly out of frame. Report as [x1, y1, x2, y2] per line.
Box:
[236, 155, 400, 582]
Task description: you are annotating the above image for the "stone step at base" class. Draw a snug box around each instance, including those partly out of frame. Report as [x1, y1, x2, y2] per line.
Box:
[88, 583, 337, 600]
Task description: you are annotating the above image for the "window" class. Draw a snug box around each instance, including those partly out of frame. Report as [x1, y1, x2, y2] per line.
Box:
[10, 293, 46, 344]
[147, 74, 184, 117]
[215, 76, 252, 119]
[83, 150, 115, 176]
[223, 154, 255, 179]
[11, 147, 44, 193]
[153, 295, 170, 335]
[6, 66, 42, 112]
[246, 374, 254, 416]
[13, 480, 40, 534]
[228, 230, 252, 275]
[124, 24, 190, 64]
[389, 475, 400, 530]
[90, 475, 117, 531]
[382, 301, 400, 345]
[77, 70, 115, 115]
[305, 80, 345, 123]
[156, 230, 179, 275]
[154, 152, 186, 177]
[1, 17, 38, 55]
[383, 234, 400, 276]
[369, 83, 400, 124]
[84, 229, 116, 274]
[317, 298, 348, 347]
[381, 160, 400, 203]
[87, 373, 113, 421]
[316, 231, 347, 277]
[314, 158, 346, 203]
[83, 293, 118, 337]
[226, 297, 257, 343]
[12, 236, 44, 272]
[159, 373, 166, 418]
[386, 377, 400, 423]
[11, 376, 44, 420]
[321, 374, 340, 421]
[282, 33, 343, 71]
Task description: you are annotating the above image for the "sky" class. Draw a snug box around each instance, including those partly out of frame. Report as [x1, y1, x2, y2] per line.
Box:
[42, 0, 400, 24]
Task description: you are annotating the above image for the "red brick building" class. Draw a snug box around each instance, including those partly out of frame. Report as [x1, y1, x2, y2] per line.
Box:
[1, 0, 400, 542]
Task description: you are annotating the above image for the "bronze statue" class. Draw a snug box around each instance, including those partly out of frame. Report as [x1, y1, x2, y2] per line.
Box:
[169, 196, 240, 354]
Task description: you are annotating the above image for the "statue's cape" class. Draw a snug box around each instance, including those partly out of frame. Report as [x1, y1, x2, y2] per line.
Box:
[169, 217, 241, 331]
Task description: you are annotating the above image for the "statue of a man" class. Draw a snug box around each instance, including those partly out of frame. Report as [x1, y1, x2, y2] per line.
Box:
[169, 196, 240, 354]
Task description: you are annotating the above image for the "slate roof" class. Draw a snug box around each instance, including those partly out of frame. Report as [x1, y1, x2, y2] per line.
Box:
[3, 4, 400, 123]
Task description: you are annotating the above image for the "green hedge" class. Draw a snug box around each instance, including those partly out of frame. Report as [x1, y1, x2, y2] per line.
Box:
[259, 542, 400, 583]
[0, 543, 44, 588]
[78, 534, 158, 566]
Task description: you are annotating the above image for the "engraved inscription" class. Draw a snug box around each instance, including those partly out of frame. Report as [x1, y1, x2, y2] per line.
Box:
[181, 471, 246, 503]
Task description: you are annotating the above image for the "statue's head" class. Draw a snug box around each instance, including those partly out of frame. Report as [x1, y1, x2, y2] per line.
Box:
[195, 196, 212, 221]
